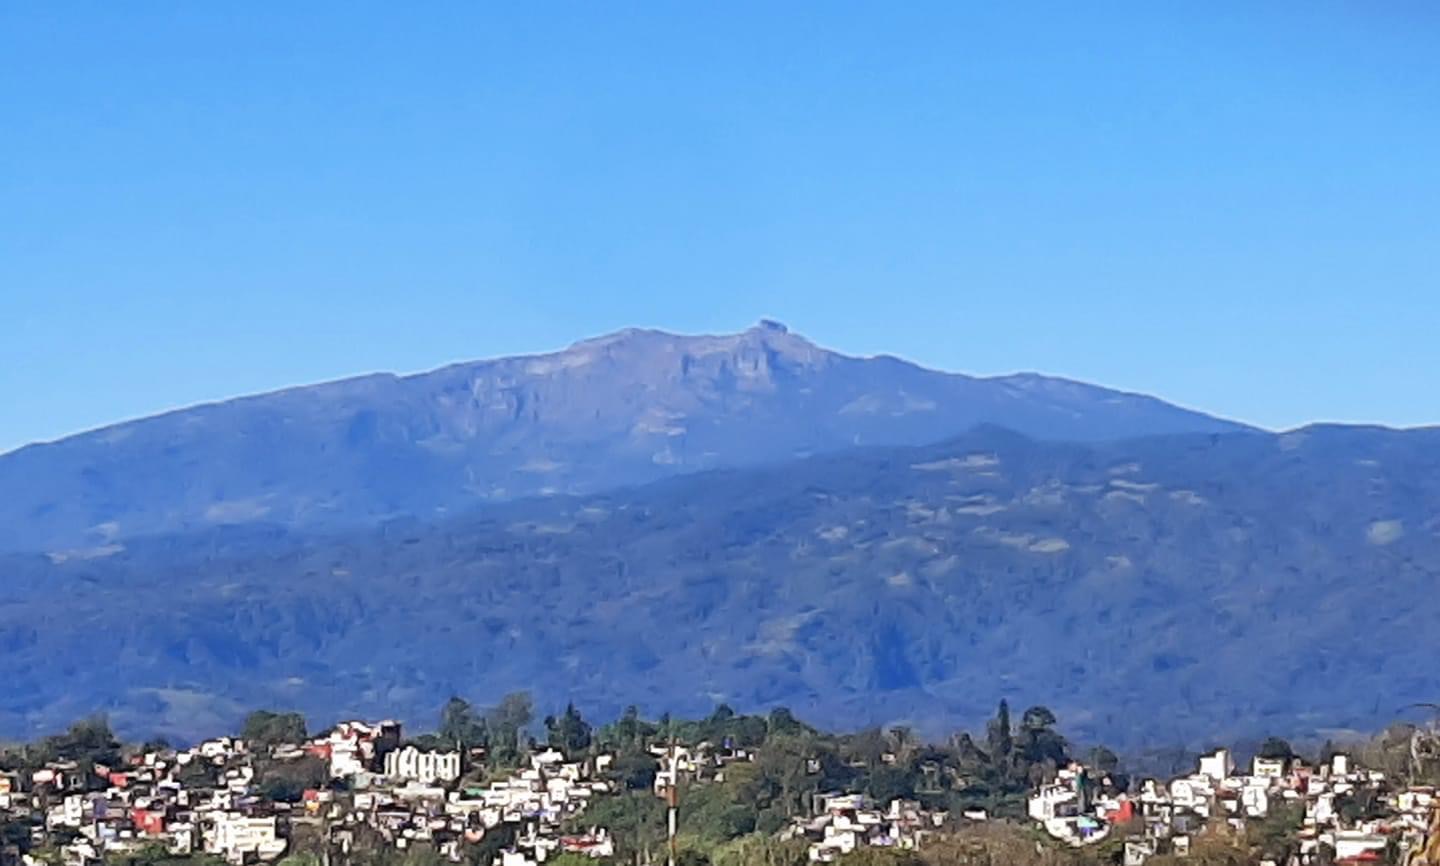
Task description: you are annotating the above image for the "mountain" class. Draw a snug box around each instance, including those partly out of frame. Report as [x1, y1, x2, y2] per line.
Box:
[0, 321, 1249, 554]
[3, 423, 1436, 748]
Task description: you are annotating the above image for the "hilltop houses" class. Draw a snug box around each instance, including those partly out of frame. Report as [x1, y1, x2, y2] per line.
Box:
[9, 711, 1440, 866]
[1028, 747, 1440, 865]
[0, 720, 618, 866]
[781, 793, 948, 862]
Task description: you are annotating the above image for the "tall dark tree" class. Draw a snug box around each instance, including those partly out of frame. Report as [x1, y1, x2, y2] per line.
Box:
[1259, 736, 1296, 761]
[1020, 706, 1058, 732]
[49, 716, 122, 767]
[767, 707, 803, 737]
[950, 732, 989, 774]
[1016, 705, 1068, 781]
[986, 700, 1013, 767]
[438, 696, 486, 749]
[486, 691, 535, 764]
[603, 705, 657, 754]
[545, 703, 593, 755]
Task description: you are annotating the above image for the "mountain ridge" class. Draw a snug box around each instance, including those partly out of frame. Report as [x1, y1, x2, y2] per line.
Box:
[0, 322, 1252, 553]
[2, 422, 1435, 748]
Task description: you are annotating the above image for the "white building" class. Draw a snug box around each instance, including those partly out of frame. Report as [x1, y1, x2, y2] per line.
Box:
[207, 815, 287, 864]
[1332, 830, 1387, 861]
[1029, 783, 1079, 822]
[1241, 785, 1270, 818]
[1198, 749, 1233, 782]
[1252, 757, 1286, 779]
[385, 746, 462, 785]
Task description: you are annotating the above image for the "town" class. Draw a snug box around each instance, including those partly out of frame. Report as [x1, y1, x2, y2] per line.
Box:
[0, 717, 617, 866]
[1028, 747, 1440, 865]
[3, 702, 1440, 866]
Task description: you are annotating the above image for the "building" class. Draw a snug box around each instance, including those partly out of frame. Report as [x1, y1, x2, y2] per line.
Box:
[207, 815, 287, 864]
[1198, 749, 1233, 782]
[1252, 757, 1286, 779]
[385, 747, 462, 785]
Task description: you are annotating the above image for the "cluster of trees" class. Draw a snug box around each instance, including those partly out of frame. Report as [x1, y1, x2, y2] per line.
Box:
[242, 711, 308, 747]
[562, 699, 1091, 865]
[0, 716, 124, 773]
[413, 692, 536, 767]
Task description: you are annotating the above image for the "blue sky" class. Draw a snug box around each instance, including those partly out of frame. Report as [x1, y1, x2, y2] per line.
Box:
[3, 2, 1437, 453]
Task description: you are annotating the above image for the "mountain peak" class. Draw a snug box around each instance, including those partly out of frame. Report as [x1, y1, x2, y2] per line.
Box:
[0, 323, 1250, 552]
[559, 322, 826, 367]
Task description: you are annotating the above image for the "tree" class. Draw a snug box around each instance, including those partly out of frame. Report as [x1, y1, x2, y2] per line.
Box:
[1249, 802, 1304, 864]
[985, 701, 1012, 769]
[611, 750, 658, 791]
[438, 697, 487, 749]
[837, 848, 922, 866]
[886, 725, 917, 762]
[485, 692, 535, 765]
[256, 755, 328, 803]
[844, 728, 888, 770]
[576, 792, 665, 863]
[1087, 746, 1120, 776]
[756, 735, 819, 818]
[865, 765, 916, 803]
[241, 711, 308, 747]
[468, 822, 517, 866]
[712, 835, 806, 866]
[767, 708, 803, 737]
[48, 716, 121, 767]
[115, 842, 176, 866]
[1020, 706, 1057, 732]
[1258, 737, 1295, 761]
[599, 705, 659, 755]
[1014, 707, 1068, 784]
[545, 703, 593, 755]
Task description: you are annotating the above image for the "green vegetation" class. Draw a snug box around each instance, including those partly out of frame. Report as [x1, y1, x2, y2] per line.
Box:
[0, 715, 121, 775]
[12, 423, 1440, 753]
[546, 703, 594, 755]
[413, 693, 536, 770]
[558, 700, 1093, 865]
[242, 711, 308, 747]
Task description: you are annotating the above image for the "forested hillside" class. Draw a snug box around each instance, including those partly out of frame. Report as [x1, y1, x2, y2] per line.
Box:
[3, 423, 1437, 747]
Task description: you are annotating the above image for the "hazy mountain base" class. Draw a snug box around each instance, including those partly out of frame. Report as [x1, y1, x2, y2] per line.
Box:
[0, 323, 1248, 552]
[1, 424, 1437, 747]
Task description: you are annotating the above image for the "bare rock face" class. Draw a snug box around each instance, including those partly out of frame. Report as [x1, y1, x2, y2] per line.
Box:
[0, 322, 1248, 552]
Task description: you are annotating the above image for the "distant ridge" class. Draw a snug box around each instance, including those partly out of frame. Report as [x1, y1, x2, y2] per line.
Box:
[0, 322, 1250, 552]
[4, 422, 1437, 747]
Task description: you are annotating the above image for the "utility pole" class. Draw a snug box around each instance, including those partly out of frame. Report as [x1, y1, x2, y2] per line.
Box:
[666, 738, 678, 866]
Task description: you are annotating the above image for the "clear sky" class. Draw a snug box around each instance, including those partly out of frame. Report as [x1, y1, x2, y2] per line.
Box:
[3, 2, 1438, 454]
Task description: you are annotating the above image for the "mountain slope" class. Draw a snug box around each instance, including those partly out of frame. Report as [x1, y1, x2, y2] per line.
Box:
[2, 423, 1435, 748]
[0, 322, 1248, 553]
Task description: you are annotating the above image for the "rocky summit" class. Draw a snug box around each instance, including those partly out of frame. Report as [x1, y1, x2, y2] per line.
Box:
[0, 323, 1247, 553]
